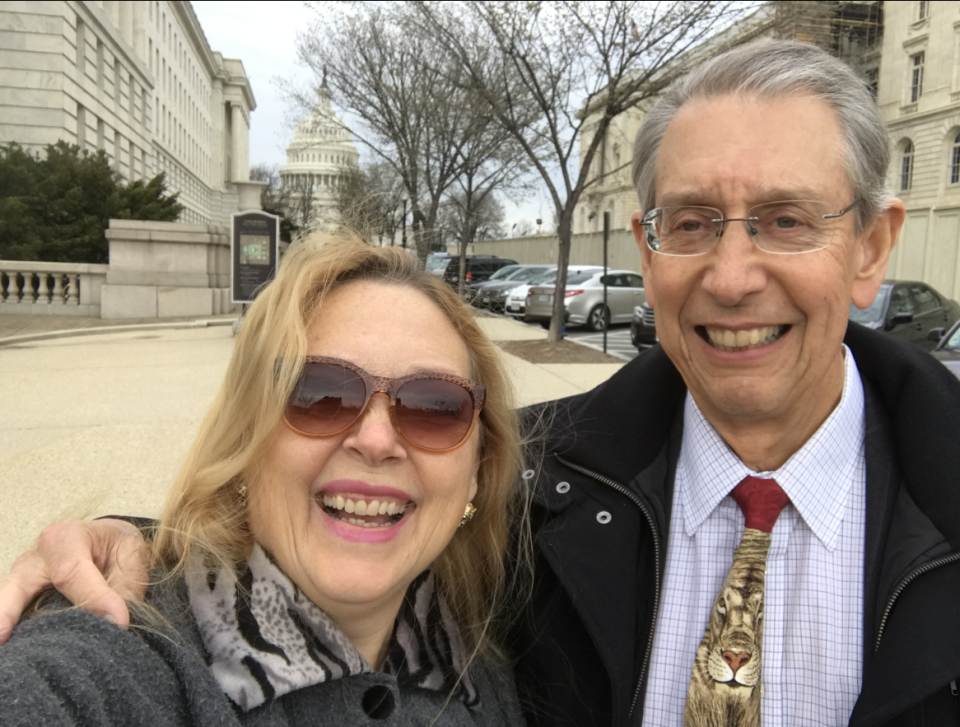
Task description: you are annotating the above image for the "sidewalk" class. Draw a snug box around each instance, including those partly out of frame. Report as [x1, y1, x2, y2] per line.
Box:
[0, 312, 625, 574]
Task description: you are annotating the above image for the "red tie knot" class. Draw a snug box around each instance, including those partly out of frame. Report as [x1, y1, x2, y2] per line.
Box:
[731, 476, 789, 533]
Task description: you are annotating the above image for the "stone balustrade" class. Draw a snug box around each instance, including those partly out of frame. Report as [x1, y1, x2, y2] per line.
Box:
[0, 261, 108, 316]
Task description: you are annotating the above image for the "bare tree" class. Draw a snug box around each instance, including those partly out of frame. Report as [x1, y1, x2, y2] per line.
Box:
[337, 162, 406, 246]
[250, 162, 298, 243]
[415, 0, 745, 340]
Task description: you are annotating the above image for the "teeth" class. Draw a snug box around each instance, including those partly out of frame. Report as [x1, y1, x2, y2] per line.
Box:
[705, 325, 783, 352]
[320, 493, 409, 525]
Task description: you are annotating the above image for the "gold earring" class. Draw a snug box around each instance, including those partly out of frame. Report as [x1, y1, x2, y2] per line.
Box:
[459, 502, 477, 528]
[236, 485, 248, 508]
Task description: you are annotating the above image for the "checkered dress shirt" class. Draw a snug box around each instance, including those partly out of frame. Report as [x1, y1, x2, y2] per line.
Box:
[641, 347, 866, 726]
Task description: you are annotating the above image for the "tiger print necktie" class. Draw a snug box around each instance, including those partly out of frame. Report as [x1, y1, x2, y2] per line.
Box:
[684, 476, 789, 727]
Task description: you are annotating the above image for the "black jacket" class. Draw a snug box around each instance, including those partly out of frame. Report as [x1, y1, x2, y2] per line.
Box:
[511, 323, 960, 727]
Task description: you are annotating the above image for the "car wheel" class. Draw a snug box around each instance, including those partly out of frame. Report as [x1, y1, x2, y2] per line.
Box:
[587, 305, 610, 332]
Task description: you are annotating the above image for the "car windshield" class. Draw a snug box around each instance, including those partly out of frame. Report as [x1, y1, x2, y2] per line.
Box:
[944, 326, 960, 351]
[527, 268, 559, 285]
[488, 265, 522, 281]
[509, 266, 552, 282]
[566, 269, 602, 285]
[849, 288, 888, 324]
[425, 256, 451, 273]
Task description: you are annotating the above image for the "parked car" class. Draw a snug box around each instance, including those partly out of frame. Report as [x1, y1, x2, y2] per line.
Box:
[931, 319, 960, 379]
[430, 254, 518, 288]
[467, 264, 556, 312]
[524, 269, 645, 332]
[503, 265, 570, 317]
[631, 301, 658, 348]
[849, 280, 960, 351]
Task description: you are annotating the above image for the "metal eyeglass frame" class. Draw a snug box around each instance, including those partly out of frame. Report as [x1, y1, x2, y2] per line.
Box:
[640, 199, 862, 256]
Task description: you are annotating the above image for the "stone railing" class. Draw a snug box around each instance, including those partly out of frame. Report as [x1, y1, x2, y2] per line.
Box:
[0, 261, 109, 316]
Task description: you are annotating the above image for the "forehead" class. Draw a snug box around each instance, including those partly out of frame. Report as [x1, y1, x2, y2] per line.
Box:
[655, 93, 850, 208]
[305, 280, 472, 378]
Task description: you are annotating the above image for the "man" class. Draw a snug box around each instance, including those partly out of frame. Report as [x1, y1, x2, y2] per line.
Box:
[1, 39, 959, 727]
[509, 40, 960, 726]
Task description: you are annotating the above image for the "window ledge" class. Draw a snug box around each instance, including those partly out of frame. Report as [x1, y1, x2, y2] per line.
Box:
[900, 103, 919, 115]
[951, 91, 960, 103]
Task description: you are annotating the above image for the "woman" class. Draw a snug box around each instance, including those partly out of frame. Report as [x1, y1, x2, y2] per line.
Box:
[0, 234, 528, 726]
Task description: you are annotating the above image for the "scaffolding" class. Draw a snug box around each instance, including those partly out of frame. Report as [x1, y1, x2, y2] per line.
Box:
[773, 1, 883, 84]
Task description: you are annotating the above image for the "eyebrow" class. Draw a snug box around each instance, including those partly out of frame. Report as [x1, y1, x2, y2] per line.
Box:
[658, 186, 830, 209]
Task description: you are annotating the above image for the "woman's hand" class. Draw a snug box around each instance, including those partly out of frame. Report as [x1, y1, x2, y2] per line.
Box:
[0, 519, 148, 644]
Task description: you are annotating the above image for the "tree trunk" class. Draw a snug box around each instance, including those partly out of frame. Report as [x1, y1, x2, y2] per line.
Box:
[548, 209, 574, 342]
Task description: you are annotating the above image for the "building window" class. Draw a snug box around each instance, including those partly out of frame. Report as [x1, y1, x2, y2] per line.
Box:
[911, 52, 925, 103]
[919, 1, 929, 20]
[901, 142, 914, 191]
[866, 68, 879, 97]
[951, 134, 960, 185]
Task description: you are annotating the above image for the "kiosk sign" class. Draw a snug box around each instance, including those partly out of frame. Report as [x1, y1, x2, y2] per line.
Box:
[231, 211, 279, 303]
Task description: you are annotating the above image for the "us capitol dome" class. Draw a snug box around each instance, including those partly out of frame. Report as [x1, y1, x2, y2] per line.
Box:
[279, 76, 359, 231]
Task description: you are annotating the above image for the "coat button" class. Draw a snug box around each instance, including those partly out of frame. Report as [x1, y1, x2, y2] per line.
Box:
[522, 469, 535, 480]
[596, 511, 612, 524]
[556, 481, 570, 493]
[362, 685, 395, 720]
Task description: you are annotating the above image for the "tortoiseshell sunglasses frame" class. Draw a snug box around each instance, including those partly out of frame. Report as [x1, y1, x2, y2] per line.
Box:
[283, 356, 486, 453]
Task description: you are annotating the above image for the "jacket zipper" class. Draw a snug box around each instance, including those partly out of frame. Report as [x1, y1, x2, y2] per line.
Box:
[874, 551, 960, 652]
[556, 454, 661, 723]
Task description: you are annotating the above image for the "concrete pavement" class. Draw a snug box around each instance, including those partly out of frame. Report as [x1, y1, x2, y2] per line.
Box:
[0, 312, 625, 574]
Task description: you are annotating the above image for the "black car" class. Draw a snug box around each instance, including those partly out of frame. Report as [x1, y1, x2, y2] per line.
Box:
[849, 280, 960, 351]
[931, 319, 960, 380]
[630, 301, 657, 348]
[428, 255, 518, 288]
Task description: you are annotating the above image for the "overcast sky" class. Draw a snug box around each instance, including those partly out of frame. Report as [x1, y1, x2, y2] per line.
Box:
[190, 1, 545, 230]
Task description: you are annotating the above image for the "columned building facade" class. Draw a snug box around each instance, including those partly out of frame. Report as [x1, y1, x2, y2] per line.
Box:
[0, 0, 255, 227]
[279, 81, 359, 232]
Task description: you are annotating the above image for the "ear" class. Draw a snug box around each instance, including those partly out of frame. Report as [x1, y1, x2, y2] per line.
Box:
[851, 199, 905, 310]
[632, 210, 656, 308]
[467, 469, 478, 504]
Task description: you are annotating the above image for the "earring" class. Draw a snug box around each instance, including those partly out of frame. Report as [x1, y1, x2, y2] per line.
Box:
[236, 485, 248, 509]
[459, 502, 477, 528]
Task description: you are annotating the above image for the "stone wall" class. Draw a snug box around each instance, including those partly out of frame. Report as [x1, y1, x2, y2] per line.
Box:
[101, 219, 236, 319]
[466, 229, 644, 273]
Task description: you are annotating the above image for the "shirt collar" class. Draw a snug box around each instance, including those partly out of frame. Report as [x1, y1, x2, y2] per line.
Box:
[681, 345, 865, 550]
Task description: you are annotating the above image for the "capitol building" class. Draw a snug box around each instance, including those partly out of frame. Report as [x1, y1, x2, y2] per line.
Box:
[279, 78, 359, 231]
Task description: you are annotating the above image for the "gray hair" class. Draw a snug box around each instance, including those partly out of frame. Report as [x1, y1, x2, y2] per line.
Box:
[631, 39, 890, 231]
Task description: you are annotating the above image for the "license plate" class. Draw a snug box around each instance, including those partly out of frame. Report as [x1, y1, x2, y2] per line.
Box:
[538, 295, 549, 302]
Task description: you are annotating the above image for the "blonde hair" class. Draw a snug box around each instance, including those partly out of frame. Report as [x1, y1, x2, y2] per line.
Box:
[152, 232, 526, 658]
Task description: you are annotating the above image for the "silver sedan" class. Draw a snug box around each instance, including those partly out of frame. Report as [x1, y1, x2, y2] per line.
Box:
[524, 269, 646, 332]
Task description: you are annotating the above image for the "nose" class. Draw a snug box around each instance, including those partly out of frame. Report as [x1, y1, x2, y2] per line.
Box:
[700, 218, 767, 307]
[721, 650, 751, 676]
[342, 393, 406, 462]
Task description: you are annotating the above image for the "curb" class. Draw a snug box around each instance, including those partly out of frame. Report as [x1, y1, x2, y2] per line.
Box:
[0, 318, 238, 348]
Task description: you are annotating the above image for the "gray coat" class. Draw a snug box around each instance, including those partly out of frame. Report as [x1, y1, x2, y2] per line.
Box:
[0, 578, 524, 727]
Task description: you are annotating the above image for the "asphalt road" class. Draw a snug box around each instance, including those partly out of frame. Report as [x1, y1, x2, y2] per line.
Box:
[493, 311, 641, 361]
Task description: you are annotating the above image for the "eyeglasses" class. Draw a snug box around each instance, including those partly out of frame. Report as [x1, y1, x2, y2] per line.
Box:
[640, 199, 861, 256]
[283, 356, 486, 452]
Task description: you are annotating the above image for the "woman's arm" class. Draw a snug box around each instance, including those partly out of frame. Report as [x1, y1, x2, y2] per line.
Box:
[0, 519, 148, 644]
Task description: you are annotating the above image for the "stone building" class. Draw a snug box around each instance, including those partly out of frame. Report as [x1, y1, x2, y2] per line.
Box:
[279, 78, 359, 232]
[880, 0, 960, 301]
[573, 1, 883, 235]
[0, 0, 255, 227]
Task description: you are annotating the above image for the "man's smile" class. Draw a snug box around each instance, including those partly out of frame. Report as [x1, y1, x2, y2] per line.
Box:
[698, 325, 789, 353]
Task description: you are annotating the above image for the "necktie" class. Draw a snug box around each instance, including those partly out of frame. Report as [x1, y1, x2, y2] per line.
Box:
[684, 476, 789, 727]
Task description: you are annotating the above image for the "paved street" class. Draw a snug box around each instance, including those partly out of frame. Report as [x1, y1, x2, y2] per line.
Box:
[564, 324, 640, 361]
[0, 312, 624, 574]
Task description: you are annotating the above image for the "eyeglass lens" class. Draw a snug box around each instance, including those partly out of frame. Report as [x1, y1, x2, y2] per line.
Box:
[284, 363, 476, 450]
[647, 200, 845, 255]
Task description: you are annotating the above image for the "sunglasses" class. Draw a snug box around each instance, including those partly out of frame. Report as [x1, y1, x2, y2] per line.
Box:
[283, 356, 486, 452]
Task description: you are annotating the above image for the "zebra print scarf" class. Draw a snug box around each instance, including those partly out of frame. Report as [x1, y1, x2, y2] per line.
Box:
[186, 544, 478, 712]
